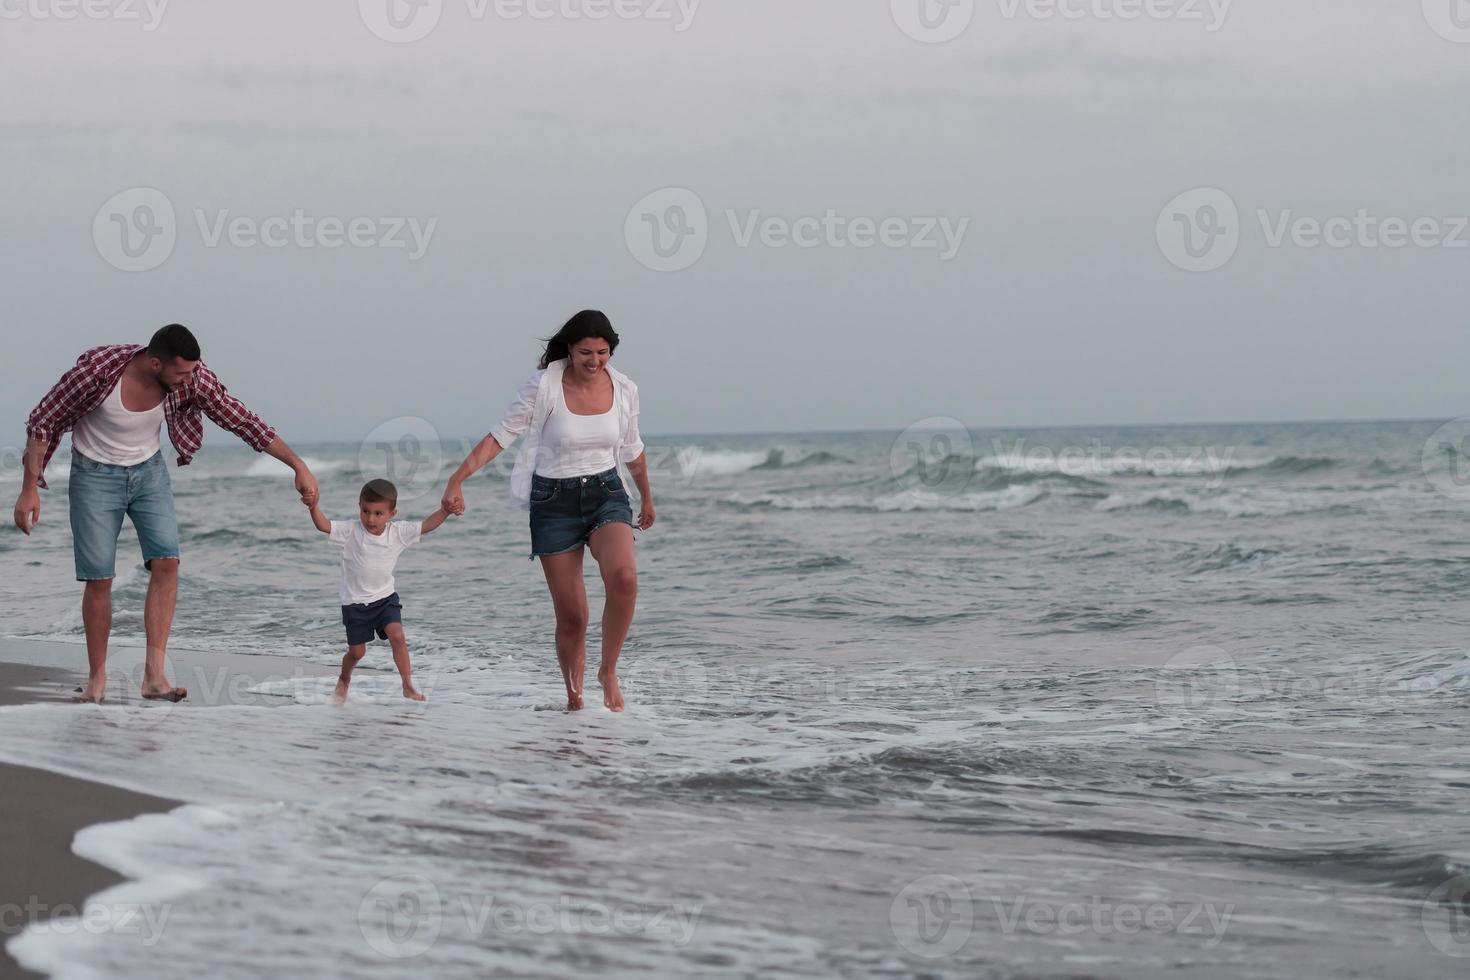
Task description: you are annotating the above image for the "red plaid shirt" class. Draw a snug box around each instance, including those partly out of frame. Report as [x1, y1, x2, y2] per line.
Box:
[25, 345, 277, 490]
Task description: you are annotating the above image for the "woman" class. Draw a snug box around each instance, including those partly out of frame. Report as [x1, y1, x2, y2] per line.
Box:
[442, 311, 655, 712]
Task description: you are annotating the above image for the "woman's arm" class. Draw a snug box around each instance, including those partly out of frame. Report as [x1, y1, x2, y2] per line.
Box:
[442, 374, 539, 515]
[441, 435, 505, 515]
[626, 452, 655, 530]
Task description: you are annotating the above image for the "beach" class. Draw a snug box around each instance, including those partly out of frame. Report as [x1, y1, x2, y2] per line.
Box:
[0, 641, 334, 980]
[0, 425, 1467, 977]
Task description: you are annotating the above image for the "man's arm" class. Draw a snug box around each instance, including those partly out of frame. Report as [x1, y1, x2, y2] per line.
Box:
[307, 501, 332, 535]
[263, 437, 320, 507]
[12, 437, 47, 534]
[191, 366, 318, 505]
[420, 507, 451, 535]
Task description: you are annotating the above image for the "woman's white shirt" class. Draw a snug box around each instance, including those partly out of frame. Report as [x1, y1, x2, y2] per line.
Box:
[490, 359, 644, 510]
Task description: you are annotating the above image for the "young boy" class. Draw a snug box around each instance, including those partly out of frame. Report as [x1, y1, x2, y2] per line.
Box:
[308, 479, 449, 704]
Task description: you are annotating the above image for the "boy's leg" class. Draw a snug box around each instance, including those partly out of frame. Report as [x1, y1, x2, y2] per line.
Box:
[334, 644, 366, 704]
[588, 523, 637, 711]
[382, 623, 426, 701]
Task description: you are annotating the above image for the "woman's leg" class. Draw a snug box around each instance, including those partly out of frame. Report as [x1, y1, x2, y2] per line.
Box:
[539, 548, 589, 710]
[588, 522, 637, 711]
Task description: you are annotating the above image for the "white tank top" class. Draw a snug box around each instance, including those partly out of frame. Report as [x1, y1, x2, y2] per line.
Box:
[535, 383, 621, 478]
[72, 377, 166, 466]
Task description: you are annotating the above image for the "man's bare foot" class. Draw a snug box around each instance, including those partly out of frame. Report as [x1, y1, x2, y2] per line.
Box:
[141, 682, 187, 702]
[332, 680, 350, 706]
[598, 665, 624, 712]
[403, 686, 426, 702]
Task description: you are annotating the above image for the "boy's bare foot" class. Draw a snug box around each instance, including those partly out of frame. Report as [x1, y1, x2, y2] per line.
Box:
[332, 679, 350, 706]
[403, 686, 426, 702]
[597, 665, 624, 712]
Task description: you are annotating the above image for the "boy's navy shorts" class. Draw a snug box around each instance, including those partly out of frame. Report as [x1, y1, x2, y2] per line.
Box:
[342, 593, 403, 645]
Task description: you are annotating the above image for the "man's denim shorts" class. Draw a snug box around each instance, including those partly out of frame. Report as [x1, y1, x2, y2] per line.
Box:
[341, 592, 403, 646]
[528, 468, 635, 557]
[68, 450, 180, 581]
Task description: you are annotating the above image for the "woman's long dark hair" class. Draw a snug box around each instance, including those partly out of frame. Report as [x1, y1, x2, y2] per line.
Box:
[539, 310, 620, 369]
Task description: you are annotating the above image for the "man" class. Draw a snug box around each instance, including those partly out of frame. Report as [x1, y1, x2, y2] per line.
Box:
[12, 324, 319, 704]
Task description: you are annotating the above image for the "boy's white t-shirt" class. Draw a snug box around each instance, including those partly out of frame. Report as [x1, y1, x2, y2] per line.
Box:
[329, 520, 423, 606]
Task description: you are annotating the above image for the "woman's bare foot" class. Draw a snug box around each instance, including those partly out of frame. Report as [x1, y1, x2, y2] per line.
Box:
[332, 679, 350, 706]
[403, 686, 427, 702]
[567, 686, 584, 711]
[597, 664, 624, 712]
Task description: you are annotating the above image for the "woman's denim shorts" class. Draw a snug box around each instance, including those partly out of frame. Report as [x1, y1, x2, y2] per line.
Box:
[528, 468, 635, 558]
[68, 450, 180, 581]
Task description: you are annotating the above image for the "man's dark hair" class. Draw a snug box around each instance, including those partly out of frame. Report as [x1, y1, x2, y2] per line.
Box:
[360, 479, 398, 508]
[147, 324, 201, 362]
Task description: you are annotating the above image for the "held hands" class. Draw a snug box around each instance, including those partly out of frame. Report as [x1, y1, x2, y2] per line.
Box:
[441, 482, 466, 517]
[294, 467, 319, 507]
[13, 488, 40, 535]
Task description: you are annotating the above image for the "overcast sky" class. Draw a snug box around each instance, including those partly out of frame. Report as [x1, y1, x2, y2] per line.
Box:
[1, 0, 1466, 442]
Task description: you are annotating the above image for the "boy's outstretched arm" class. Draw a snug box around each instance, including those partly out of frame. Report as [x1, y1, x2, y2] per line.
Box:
[420, 507, 451, 535]
[307, 501, 333, 534]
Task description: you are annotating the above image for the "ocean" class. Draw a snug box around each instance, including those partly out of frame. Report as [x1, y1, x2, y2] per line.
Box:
[1, 419, 1468, 978]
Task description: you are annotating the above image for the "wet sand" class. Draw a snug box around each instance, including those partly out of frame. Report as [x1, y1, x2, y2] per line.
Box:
[0, 641, 333, 979]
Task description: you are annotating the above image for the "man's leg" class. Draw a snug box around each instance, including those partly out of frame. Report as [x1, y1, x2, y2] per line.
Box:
[79, 580, 112, 702]
[142, 559, 183, 699]
[69, 455, 126, 703]
[130, 455, 184, 701]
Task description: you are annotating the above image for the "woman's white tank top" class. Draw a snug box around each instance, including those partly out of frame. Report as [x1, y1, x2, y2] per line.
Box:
[535, 383, 621, 478]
